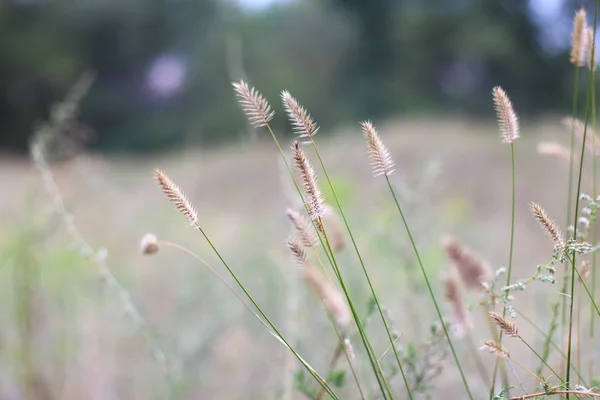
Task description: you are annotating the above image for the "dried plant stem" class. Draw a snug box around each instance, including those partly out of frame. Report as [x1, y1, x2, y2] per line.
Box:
[31, 144, 179, 388]
[383, 175, 474, 400]
[508, 391, 600, 399]
[568, 6, 598, 394]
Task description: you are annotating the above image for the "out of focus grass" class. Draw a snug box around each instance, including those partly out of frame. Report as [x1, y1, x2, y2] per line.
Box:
[0, 116, 578, 398]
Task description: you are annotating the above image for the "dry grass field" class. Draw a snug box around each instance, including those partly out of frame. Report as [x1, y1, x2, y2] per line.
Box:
[0, 116, 594, 399]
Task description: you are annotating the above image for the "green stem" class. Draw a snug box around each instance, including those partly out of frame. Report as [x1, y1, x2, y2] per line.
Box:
[567, 3, 598, 389]
[384, 175, 474, 400]
[308, 140, 401, 399]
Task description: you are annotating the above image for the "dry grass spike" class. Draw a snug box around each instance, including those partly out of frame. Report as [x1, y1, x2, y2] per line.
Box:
[488, 311, 519, 337]
[286, 208, 319, 248]
[480, 340, 510, 358]
[571, 8, 588, 67]
[232, 80, 275, 128]
[291, 140, 326, 222]
[492, 86, 519, 143]
[361, 120, 395, 177]
[587, 26, 596, 70]
[154, 168, 199, 226]
[529, 202, 565, 247]
[281, 90, 319, 140]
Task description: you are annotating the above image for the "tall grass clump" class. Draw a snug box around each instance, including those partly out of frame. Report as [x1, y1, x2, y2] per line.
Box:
[24, 2, 600, 398]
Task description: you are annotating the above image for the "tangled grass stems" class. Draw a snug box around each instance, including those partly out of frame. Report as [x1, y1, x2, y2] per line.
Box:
[281, 97, 409, 399]
[155, 170, 338, 399]
[567, 4, 598, 394]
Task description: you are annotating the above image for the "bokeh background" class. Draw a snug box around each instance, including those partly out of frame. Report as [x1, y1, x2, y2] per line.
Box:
[1, 0, 599, 399]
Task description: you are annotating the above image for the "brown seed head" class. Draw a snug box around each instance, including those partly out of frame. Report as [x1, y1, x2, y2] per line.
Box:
[232, 80, 275, 128]
[154, 169, 198, 226]
[488, 311, 519, 337]
[530, 202, 564, 247]
[286, 208, 319, 248]
[291, 140, 326, 222]
[571, 8, 588, 67]
[480, 340, 510, 358]
[281, 91, 319, 140]
[443, 237, 492, 292]
[492, 86, 519, 143]
[442, 273, 472, 338]
[361, 120, 395, 177]
[140, 233, 160, 255]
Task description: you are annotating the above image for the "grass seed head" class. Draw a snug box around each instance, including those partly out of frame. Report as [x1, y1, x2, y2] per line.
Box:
[571, 8, 588, 67]
[443, 237, 492, 292]
[530, 202, 565, 247]
[281, 90, 319, 140]
[154, 169, 199, 226]
[232, 80, 275, 128]
[480, 340, 510, 358]
[286, 208, 319, 248]
[488, 311, 519, 337]
[587, 26, 596, 70]
[492, 86, 519, 144]
[361, 120, 395, 177]
[291, 140, 326, 222]
[442, 273, 472, 338]
[140, 233, 160, 255]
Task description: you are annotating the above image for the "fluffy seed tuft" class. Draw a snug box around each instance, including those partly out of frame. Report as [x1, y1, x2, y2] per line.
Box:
[530, 202, 564, 247]
[281, 91, 319, 140]
[232, 80, 275, 128]
[361, 120, 395, 177]
[571, 8, 588, 67]
[140, 233, 160, 255]
[492, 86, 519, 143]
[291, 140, 326, 222]
[154, 169, 199, 226]
[488, 311, 519, 337]
[587, 26, 596, 70]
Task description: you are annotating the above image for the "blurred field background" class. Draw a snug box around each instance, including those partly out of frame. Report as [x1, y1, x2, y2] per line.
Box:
[1, 0, 599, 398]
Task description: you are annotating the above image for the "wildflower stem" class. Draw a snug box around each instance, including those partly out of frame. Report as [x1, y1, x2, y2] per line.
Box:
[383, 175, 474, 400]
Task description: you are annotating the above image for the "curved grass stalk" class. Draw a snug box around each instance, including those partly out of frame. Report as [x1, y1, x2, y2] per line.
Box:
[383, 175, 474, 400]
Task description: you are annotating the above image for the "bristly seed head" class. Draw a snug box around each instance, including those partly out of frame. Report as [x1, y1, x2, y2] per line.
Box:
[287, 237, 311, 267]
[492, 86, 519, 144]
[361, 120, 395, 177]
[442, 273, 472, 338]
[488, 311, 519, 337]
[281, 90, 319, 140]
[232, 80, 275, 128]
[571, 8, 588, 67]
[154, 169, 199, 226]
[480, 340, 510, 358]
[290, 140, 326, 222]
[286, 208, 319, 248]
[530, 202, 565, 247]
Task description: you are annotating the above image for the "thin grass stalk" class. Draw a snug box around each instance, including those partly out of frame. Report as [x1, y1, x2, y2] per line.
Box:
[316, 217, 396, 400]
[233, 87, 363, 396]
[192, 222, 339, 399]
[515, 308, 588, 385]
[383, 175, 474, 400]
[590, 13, 598, 382]
[306, 138, 411, 400]
[567, 5, 598, 391]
